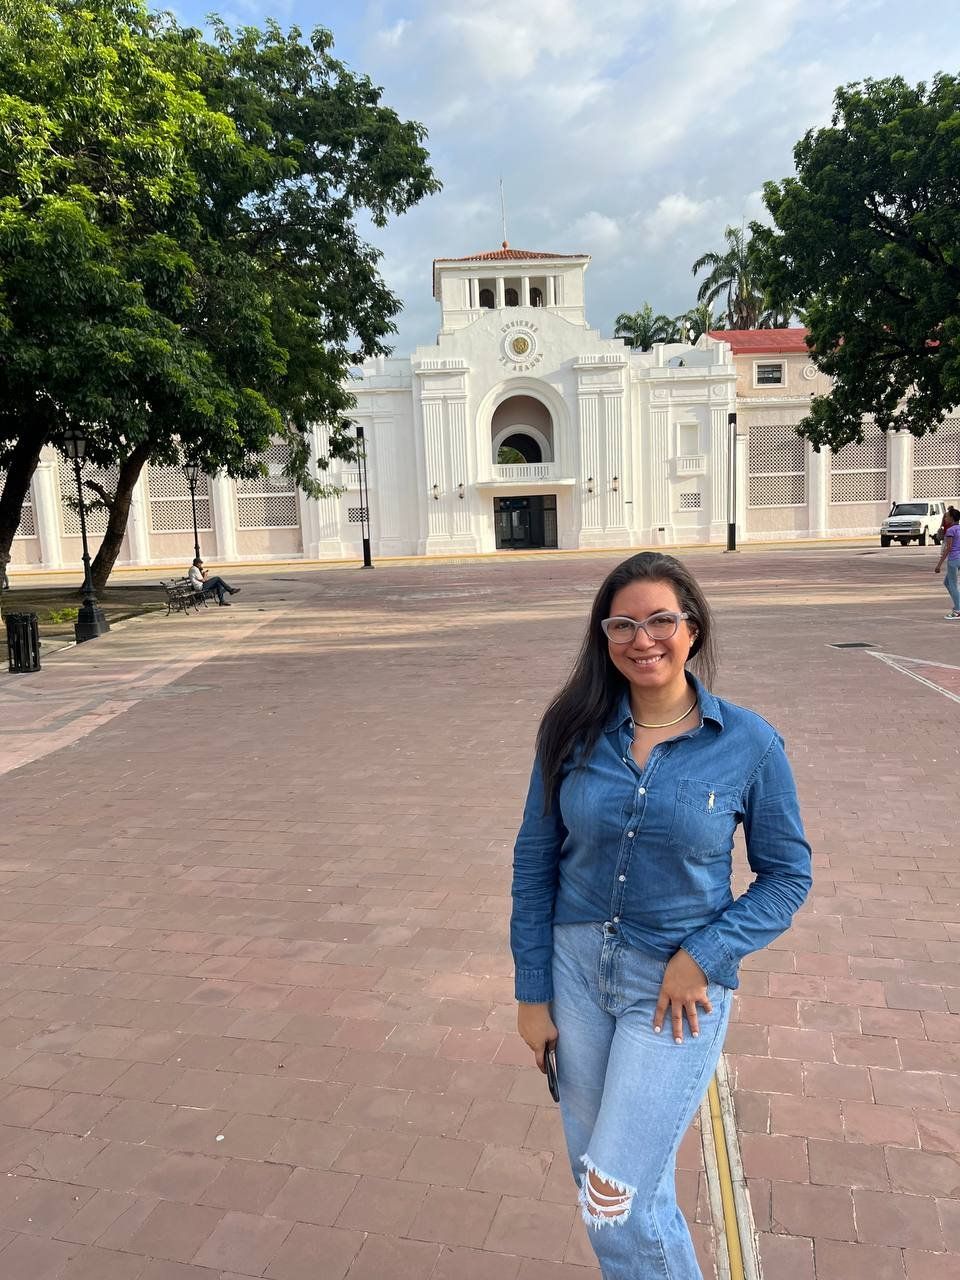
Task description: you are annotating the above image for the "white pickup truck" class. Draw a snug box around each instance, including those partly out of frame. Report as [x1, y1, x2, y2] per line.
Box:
[879, 500, 946, 547]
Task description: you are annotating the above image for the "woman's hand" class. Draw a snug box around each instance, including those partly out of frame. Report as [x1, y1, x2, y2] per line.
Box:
[517, 1001, 558, 1071]
[654, 950, 712, 1044]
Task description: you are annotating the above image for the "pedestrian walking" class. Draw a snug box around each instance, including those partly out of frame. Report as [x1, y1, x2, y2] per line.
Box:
[187, 557, 241, 606]
[934, 507, 960, 619]
[510, 552, 812, 1280]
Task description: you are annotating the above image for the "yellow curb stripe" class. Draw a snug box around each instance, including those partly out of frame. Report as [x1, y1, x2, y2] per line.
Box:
[707, 1075, 747, 1280]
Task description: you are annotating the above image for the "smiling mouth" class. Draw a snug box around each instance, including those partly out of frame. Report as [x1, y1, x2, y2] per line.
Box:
[631, 654, 664, 667]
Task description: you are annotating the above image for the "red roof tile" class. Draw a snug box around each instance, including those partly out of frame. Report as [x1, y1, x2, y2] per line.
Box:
[435, 245, 589, 264]
[707, 328, 811, 354]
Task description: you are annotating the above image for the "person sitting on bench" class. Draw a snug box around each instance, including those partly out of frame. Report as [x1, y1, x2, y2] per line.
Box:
[187, 558, 241, 606]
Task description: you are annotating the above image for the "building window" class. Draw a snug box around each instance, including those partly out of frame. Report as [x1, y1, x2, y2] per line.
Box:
[505, 287, 519, 307]
[754, 362, 784, 386]
[478, 288, 494, 308]
[530, 287, 543, 308]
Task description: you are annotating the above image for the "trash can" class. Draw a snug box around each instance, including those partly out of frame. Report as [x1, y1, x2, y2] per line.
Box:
[6, 612, 41, 673]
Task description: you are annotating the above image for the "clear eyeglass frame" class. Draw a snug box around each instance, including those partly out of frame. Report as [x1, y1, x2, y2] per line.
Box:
[600, 610, 690, 644]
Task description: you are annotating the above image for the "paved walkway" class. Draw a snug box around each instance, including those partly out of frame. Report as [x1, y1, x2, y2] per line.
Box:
[0, 545, 957, 1279]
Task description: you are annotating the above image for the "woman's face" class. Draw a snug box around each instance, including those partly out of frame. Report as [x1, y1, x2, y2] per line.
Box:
[605, 578, 698, 700]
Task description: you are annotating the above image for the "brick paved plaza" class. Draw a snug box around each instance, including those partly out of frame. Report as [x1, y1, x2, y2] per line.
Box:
[1, 544, 958, 1280]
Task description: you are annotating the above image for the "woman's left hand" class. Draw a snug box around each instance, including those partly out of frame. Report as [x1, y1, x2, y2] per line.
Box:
[654, 950, 711, 1044]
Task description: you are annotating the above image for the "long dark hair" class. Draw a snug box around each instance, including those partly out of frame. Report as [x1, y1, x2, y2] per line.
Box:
[536, 552, 717, 808]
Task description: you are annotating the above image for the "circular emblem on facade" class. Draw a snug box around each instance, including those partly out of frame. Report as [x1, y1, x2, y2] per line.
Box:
[499, 322, 542, 371]
[801, 362, 818, 381]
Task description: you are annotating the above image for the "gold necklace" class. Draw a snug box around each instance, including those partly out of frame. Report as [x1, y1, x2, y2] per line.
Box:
[634, 700, 698, 729]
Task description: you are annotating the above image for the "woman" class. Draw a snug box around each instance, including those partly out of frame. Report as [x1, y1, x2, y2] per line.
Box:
[934, 507, 960, 619]
[510, 552, 811, 1279]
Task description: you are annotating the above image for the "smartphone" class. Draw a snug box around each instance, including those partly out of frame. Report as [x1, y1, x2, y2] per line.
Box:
[545, 1046, 559, 1103]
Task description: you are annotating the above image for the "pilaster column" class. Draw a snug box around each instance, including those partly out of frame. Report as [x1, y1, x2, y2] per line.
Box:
[301, 423, 345, 559]
[807, 442, 829, 536]
[371, 416, 406, 555]
[209, 473, 238, 562]
[31, 458, 63, 569]
[126, 472, 151, 566]
[602, 392, 628, 539]
[888, 429, 912, 501]
[578, 393, 601, 543]
[650, 406, 673, 542]
[710, 408, 728, 536]
[468, 278, 478, 309]
[521, 276, 530, 306]
[546, 276, 556, 307]
[495, 276, 505, 309]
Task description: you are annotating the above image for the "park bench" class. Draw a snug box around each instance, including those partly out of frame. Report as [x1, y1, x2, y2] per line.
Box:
[160, 577, 207, 615]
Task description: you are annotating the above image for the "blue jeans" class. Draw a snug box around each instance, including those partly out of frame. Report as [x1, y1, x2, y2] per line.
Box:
[945, 562, 960, 611]
[202, 576, 232, 604]
[552, 923, 732, 1279]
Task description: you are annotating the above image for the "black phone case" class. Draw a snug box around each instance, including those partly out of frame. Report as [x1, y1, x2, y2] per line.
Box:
[545, 1047, 559, 1102]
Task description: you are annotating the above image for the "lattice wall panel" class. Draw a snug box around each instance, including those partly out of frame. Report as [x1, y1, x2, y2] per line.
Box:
[1, 474, 36, 538]
[678, 492, 702, 510]
[747, 423, 805, 507]
[748, 473, 805, 507]
[831, 428, 887, 503]
[57, 459, 118, 535]
[146, 465, 211, 533]
[914, 418, 960, 500]
[236, 493, 299, 529]
[235, 443, 300, 528]
[748, 424, 804, 475]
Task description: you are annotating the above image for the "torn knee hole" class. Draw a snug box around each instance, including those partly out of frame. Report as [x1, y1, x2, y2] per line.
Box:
[579, 1159, 636, 1225]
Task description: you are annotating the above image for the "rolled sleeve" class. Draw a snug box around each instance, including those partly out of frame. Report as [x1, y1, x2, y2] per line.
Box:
[681, 734, 812, 988]
[510, 757, 566, 1003]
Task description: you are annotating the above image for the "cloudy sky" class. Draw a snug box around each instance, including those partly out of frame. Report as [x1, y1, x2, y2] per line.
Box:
[172, 0, 960, 351]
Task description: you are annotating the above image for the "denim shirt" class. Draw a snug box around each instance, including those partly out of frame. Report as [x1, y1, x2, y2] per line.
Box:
[510, 675, 812, 1002]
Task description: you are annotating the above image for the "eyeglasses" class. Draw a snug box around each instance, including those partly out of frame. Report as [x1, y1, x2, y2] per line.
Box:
[600, 611, 689, 644]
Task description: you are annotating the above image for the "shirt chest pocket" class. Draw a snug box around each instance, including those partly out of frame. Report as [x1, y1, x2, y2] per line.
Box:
[668, 779, 741, 858]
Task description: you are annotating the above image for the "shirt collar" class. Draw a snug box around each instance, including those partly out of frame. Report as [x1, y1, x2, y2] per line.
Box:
[604, 672, 724, 734]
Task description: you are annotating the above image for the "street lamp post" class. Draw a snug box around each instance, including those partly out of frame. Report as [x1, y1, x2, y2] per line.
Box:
[725, 411, 738, 553]
[62, 429, 110, 642]
[356, 425, 373, 569]
[182, 460, 201, 562]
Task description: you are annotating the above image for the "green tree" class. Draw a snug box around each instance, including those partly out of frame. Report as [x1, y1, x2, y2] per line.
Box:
[0, 2, 440, 588]
[614, 303, 675, 351]
[674, 302, 725, 342]
[756, 74, 960, 449]
[691, 225, 770, 329]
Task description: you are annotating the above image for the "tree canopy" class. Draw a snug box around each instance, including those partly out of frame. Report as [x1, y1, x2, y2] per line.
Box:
[0, 0, 440, 585]
[614, 304, 675, 351]
[692, 225, 789, 330]
[756, 74, 960, 449]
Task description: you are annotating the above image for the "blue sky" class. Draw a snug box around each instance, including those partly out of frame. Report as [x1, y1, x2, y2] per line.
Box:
[171, 0, 960, 351]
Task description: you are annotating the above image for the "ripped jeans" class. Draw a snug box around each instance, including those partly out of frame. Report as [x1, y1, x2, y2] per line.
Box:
[552, 922, 732, 1280]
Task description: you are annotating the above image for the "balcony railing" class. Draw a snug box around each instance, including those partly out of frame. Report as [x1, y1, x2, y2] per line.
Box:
[493, 463, 557, 481]
[675, 455, 706, 475]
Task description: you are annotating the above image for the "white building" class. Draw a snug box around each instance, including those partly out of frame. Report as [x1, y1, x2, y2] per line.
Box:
[8, 243, 960, 573]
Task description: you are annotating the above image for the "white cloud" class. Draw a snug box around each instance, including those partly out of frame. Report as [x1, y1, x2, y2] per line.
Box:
[342, 0, 960, 347]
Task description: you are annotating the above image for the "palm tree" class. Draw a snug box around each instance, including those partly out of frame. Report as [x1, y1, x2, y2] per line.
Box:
[614, 303, 674, 351]
[674, 302, 725, 342]
[691, 226, 766, 330]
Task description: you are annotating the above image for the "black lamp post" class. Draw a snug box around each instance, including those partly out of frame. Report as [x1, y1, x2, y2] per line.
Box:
[356, 425, 373, 569]
[182, 460, 201, 562]
[725, 411, 738, 553]
[62, 429, 110, 642]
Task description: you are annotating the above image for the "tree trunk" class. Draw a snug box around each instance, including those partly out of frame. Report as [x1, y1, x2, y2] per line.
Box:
[0, 425, 46, 570]
[90, 442, 152, 593]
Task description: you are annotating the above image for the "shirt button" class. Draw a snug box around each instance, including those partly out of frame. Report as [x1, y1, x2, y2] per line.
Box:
[638, 787, 646, 796]
[619, 874, 626, 882]
[613, 916, 620, 923]
[627, 831, 635, 838]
